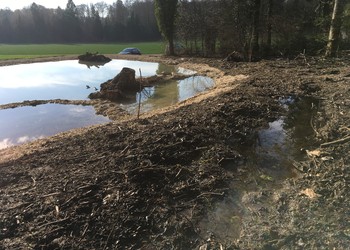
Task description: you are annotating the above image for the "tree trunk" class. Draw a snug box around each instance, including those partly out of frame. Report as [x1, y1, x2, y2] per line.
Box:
[249, 0, 261, 62]
[154, 0, 178, 56]
[325, 0, 346, 57]
[168, 37, 175, 56]
[266, 0, 273, 54]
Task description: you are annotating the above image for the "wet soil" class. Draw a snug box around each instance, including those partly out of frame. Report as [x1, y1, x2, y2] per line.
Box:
[0, 54, 349, 249]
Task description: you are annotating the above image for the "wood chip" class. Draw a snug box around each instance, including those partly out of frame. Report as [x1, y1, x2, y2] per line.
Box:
[306, 149, 321, 157]
[300, 188, 321, 199]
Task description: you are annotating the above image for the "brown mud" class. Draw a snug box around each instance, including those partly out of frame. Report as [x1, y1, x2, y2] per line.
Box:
[0, 54, 349, 249]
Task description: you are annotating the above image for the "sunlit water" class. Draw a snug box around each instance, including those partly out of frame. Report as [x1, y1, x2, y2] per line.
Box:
[0, 104, 110, 149]
[124, 75, 214, 114]
[0, 60, 167, 104]
[0, 60, 214, 148]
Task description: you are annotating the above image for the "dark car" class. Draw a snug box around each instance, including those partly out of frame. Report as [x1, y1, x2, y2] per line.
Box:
[118, 48, 142, 55]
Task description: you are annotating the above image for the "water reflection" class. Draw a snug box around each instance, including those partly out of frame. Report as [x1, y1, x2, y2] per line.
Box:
[0, 104, 110, 149]
[198, 97, 320, 244]
[178, 76, 214, 101]
[256, 97, 319, 173]
[0, 60, 170, 105]
[0, 59, 214, 148]
[78, 60, 109, 69]
[123, 76, 214, 114]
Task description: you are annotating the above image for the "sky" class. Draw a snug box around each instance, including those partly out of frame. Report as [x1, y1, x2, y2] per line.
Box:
[0, 0, 117, 10]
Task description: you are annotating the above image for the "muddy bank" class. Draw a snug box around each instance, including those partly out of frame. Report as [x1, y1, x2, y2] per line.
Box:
[0, 55, 349, 249]
[0, 99, 128, 122]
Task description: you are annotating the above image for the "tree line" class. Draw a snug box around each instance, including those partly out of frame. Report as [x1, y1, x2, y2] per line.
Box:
[0, 0, 160, 43]
[156, 0, 350, 58]
[1, 0, 349, 59]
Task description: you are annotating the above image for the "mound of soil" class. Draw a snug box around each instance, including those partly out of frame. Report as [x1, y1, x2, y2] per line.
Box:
[0, 54, 349, 249]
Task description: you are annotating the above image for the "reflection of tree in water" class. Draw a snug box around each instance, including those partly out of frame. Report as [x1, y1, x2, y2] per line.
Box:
[178, 76, 214, 101]
[125, 76, 214, 114]
[150, 81, 179, 103]
[282, 97, 319, 158]
[251, 97, 319, 177]
[141, 87, 153, 98]
[136, 86, 156, 103]
[78, 61, 109, 69]
[188, 76, 214, 92]
[156, 63, 177, 75]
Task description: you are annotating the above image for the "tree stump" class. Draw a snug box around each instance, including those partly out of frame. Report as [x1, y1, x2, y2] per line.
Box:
[89, 67, 140, 101]
[109, 67, 139, 92]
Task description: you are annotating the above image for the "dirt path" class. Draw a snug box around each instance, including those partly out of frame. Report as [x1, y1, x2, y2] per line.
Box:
[0, 55, 349, 249]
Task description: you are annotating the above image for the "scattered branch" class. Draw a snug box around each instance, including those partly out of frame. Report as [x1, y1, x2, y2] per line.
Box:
[320, 135, 350, 147]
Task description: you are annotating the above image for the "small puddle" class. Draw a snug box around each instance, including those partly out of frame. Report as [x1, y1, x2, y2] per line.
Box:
[199, 96, 320, 243]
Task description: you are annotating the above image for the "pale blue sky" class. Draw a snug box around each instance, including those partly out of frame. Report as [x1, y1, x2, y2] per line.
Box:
[0, 0, 117, 10]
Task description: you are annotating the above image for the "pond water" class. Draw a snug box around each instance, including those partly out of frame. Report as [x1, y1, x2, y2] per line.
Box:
[0, 104, 110, 150]
[0, 60, 169, 105]
[0, 60, 214, 148]
[123, 75, 214, 114]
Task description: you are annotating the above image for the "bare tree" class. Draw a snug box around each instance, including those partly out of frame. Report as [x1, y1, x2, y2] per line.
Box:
[266, 0, 273, 54]
[95, 1, 108, 18]
[325, 0, 346, 57]
[249, 0, 261, 61]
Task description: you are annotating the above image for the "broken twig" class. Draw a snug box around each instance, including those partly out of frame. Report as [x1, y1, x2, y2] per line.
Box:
[320, 135, 350, 147]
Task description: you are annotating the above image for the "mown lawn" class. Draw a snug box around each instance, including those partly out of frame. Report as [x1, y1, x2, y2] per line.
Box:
[0, 42, 164, 60]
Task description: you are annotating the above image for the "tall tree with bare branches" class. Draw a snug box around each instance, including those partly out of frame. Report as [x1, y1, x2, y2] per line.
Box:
[325, 0, 346, 57]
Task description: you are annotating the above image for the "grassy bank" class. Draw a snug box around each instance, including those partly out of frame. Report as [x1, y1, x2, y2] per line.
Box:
[0, 42, 164, 60]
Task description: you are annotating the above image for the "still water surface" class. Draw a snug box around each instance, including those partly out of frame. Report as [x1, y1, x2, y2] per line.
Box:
[0, 60, 214, 148]
[125, 75, 214, 113]
[0, 60, 164, 104]
[0, 104, 109, 149]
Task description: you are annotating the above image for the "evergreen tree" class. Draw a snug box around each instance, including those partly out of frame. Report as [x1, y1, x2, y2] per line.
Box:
[154, 0, 178, 55]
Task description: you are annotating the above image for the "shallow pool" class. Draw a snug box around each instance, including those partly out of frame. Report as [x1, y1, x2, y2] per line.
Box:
[124, 75, 214, 114]
[0, 104, 110, 150]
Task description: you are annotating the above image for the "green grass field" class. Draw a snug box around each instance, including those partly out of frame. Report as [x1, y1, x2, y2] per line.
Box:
[0, 42, 164, 60]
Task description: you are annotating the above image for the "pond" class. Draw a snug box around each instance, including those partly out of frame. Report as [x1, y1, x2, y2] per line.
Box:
[0, 60, 169, 105]
[0, 60, 214, 148]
